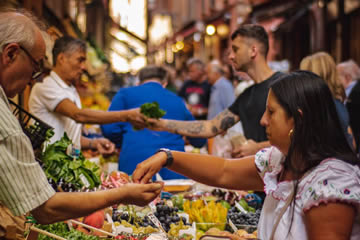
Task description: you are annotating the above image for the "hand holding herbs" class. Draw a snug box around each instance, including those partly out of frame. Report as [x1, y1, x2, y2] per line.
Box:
[140, 102, 166, 119]
[134, 102, 166, 130]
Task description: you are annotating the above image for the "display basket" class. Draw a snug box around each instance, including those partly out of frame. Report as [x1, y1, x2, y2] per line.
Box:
[8, 99, 54, 150]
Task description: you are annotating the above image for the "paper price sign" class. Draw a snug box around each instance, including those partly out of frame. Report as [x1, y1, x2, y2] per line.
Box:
[228, 219, 238, 232]
[147, 213, 166, 233]
[235, 201, 248, 214]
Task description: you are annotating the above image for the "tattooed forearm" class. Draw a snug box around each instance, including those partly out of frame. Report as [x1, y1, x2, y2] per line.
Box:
[187, 122, 205, 134]
[166, 121, 180, 134]
[220, 116, 235, 131]
[166, 121, 205, 136]
[212, 126, 218, 134]
[213, 109, 239, 132]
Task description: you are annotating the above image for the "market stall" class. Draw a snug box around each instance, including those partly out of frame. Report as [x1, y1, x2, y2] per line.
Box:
[9, 99, 261, 240]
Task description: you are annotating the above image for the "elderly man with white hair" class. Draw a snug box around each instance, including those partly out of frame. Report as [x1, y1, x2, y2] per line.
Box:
[337, 59, 360, 152]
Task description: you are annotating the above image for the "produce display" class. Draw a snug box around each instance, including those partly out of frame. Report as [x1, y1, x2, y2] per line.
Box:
[227, 207, 261, 226]
[36, 222, 101, 240]
[183, 199, 228, 232]
[154, 201, 190, 233]
[30, 186, 262, 240]
[30, 131, 263, 240]
[40, 133, 101, 191]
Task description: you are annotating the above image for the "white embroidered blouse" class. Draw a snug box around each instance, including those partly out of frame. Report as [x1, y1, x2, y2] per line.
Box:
[255, 147, 360, 240]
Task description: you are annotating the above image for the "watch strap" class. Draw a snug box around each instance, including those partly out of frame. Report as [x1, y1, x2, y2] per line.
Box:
[157, 148, 173, 167]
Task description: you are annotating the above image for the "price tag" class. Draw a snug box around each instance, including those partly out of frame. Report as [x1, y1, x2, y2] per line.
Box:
[228, 219, 238, 232]
[147, 213, 166, 233]
[177, 213, 189, 223]
[235, 201, 248, 214]
[179, 222, 196, 238]
[116, 225, 133, 234]
[79, 174, 90, 188]
[148, 202, 157, 212]
[66, 144, 73, 156]
[105, 213, 116, 234]
[202, 197, 208, 206]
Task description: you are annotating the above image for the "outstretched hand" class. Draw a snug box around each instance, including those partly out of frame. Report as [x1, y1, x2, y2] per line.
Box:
[132, 152, 167, 184]
[125, 108, 148, 130]
[127, 109, 167, 132]
[120, 182, 163, 206]
[142, 117, 166, 131]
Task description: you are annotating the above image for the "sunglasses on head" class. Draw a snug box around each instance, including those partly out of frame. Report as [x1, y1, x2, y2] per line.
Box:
[19, 45, 43, 79]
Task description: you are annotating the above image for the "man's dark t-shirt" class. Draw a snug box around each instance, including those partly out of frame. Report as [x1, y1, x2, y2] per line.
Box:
[178, 80, 211, 120]
[228, 72, 284, 142]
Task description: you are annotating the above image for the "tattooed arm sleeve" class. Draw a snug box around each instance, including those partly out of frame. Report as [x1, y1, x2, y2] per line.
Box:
[161, 109, 240, 138]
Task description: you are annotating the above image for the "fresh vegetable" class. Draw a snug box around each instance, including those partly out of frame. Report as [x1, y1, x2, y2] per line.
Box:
[140, 102, 166, 119]
[36, 222, 100, 240]
[40, 133, 101, 190]
[183, 199, 228, 231]
[83, 210, 105, 229]
[171, 194, 184, 211]
[45, 129, 55, 142]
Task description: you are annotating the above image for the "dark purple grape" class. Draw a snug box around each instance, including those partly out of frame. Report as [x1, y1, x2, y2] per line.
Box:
[159, 216, 165, 223]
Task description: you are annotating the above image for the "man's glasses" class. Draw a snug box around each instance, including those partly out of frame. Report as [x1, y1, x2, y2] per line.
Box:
[19, 45, 43, 79]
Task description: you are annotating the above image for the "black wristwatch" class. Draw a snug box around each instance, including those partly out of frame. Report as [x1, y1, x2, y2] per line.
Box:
[157, 148, 173, 167]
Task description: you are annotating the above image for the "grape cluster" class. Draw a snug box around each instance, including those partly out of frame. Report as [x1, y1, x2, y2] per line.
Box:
[112, 211, 156, 228]
[227, 207, 261, 226]
[154, 201, 188, 232]
[48, 178, 77, 192]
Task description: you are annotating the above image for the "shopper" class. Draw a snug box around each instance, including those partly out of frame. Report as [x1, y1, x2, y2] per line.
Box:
[300, 52, 353, 147]
[337, 60, 360, 152]
[29, 36, 145, 154]
[101, 65, 205, 179]
[178, 58, 211, 120]
[138, 24, 284, 158]
[133, 71, 360, 240]
[206, 61, 235, 120]
[0, 10, 162, 225]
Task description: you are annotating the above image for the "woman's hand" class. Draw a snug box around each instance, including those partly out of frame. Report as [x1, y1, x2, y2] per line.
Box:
[132, 152, 167, 184]
[120, 182, 163, 206]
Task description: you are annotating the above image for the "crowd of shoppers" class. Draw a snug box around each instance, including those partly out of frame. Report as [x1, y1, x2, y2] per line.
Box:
[0, 9, 162, 226]
[0, 6, 360, 240]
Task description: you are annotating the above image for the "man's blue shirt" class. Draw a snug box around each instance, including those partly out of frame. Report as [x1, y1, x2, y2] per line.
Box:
[208, 77, 235, 119]
[101, 82, 206, 179]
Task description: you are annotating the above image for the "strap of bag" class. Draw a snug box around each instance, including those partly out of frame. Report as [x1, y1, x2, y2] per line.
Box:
[268, 169, 312, 240]
[269, 187, 295, 240]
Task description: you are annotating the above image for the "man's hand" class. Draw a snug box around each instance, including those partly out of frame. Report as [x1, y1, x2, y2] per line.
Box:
[120, 182, 163, 206]
[133, 152, 167, 184]
[94, 138, 116, 155]
[125, 108, 147, 129]
[142, 117, 167, 131]
[231, 139, 259, 158]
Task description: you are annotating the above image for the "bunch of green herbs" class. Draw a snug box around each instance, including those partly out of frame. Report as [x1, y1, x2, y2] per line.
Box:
[40, 133, 101, 189]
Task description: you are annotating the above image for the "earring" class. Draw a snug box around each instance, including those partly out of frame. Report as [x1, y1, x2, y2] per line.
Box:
[288, 129, 294, 137]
